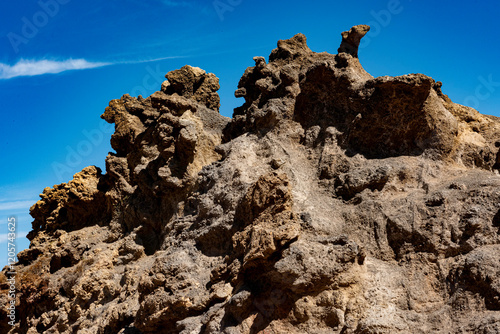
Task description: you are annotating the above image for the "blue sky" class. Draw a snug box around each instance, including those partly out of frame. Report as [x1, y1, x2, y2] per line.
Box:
[1, 0, 499, 265]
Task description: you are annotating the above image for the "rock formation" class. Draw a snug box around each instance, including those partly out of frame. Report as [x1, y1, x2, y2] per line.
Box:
[1, 25, 500, 333]
[337, 24, 370, 57]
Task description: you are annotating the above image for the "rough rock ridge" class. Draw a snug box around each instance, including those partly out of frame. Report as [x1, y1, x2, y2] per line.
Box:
[1, 25, 500, 334]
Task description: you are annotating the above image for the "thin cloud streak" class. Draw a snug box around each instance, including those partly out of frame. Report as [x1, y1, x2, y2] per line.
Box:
[0, 200, 37, 212]
[0, 231, 30, 244]
[0, 56, 188, 80]
[0, 59, 111, 80]
[116, 55, 188, 65]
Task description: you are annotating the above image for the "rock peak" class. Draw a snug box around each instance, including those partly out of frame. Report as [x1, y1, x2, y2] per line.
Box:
[3, 26, 500, 334]
[269, 33, 312, 62]
[162, 64, 221, 111]
[338, 24, 370, 57]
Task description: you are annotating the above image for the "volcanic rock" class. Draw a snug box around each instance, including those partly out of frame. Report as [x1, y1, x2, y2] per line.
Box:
[337, 24, 370, 57]
[1, 25, 500, 334]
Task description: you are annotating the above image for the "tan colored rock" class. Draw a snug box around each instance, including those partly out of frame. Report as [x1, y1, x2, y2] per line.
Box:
[163, 65, 221, 111]
[2, 25, 500, 334]
[338, 24, 370, 57]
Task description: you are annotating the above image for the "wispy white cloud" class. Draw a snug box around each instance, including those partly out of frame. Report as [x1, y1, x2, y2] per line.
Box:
[0, 200, 36, 212]
[0, 187, 40, 203]
[0, 56, 187, 80]
[0, 231, 29, 244]
[0, 58, 111, 80]
[116, 55, 187, 65]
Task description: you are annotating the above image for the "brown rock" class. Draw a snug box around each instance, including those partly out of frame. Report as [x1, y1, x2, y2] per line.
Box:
[337, 24, 370, 58]
[2, 25, 500, 334]
[163, 65, 221, 111]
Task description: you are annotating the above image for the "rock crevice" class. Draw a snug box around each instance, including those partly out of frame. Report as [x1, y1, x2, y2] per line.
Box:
[1, 25, 500, 334]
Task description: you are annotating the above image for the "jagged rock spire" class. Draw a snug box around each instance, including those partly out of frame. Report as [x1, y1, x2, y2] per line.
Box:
[3, 26, 500, 334]
[337, 24, 370, 57]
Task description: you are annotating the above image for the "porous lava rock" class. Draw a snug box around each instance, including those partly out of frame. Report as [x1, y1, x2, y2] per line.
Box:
[1, 25, 500, 334]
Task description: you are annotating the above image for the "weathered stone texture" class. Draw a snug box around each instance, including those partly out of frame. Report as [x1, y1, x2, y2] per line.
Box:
[1, 26, 499, 334]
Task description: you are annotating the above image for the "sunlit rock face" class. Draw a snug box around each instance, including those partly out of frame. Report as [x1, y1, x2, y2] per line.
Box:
[2, 25, 500, 334]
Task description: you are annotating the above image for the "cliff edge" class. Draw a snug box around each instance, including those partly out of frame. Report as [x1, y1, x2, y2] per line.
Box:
[1, 25, 500, 334]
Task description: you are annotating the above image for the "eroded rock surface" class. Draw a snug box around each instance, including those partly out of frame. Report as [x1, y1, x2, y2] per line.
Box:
[1, 26, 500, 334]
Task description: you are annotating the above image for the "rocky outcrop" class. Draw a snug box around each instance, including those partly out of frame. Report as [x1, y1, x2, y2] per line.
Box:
[1, 25, 500, 334]
[337, 24, 370, 57]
